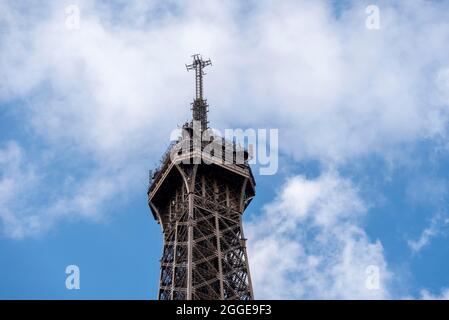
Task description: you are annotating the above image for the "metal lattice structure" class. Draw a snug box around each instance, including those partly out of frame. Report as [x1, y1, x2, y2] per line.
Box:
[148, 55, 256, 300]
[186, 54, 212, 130]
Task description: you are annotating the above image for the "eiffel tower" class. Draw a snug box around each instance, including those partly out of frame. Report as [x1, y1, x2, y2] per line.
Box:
[148, 54, 255, 300]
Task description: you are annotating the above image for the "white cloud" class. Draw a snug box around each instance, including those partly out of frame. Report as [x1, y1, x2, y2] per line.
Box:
[420, 288, 449, 300]
[246, 172, 391, 299]
[0, 142, 40, 238]
[408, 213, 449, 253]
[0, 0, 448, 243]
[0, 140, 139, 238]
[408, 227, 437, 253]
[2, 1, 449, 162]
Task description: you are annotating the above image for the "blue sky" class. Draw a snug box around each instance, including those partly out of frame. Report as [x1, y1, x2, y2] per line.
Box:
[1, 0, 449, 299]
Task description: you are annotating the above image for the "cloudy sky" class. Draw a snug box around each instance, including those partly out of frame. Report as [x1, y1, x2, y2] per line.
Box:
[1, 0, 449, 299]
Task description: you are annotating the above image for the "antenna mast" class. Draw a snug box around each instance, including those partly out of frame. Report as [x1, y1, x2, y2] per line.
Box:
[186, 54, 212, 130]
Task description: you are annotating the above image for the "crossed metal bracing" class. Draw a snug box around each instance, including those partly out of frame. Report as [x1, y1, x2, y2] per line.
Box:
[156, 167, 253, 300]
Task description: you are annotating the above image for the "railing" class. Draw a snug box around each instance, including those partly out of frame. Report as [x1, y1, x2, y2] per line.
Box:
[148, 138, 253, 196]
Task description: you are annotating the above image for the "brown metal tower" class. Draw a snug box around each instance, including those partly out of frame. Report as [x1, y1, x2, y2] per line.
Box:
[148, 54, 256, 300]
